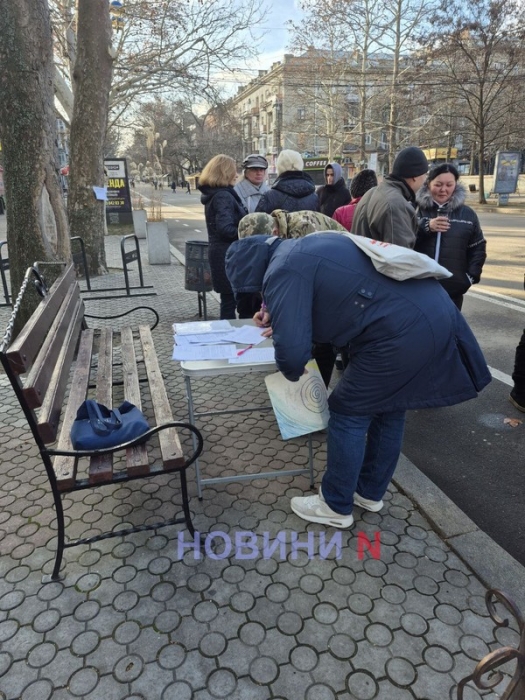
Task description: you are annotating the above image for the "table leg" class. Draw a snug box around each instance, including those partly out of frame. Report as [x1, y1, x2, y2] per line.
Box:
[184, 375, 203, 499]
[308, 433, 315, 489]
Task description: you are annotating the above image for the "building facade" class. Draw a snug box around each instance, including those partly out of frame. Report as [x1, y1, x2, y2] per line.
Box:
[232, 50, 392, 177]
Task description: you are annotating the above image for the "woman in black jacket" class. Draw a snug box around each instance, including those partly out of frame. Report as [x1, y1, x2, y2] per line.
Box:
[255, 150, 319, 214]
[199, 155, 247, 319]
[415, 163, 487, 310]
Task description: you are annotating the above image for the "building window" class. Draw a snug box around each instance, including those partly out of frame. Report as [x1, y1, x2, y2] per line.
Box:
[297, 108, 306, 120]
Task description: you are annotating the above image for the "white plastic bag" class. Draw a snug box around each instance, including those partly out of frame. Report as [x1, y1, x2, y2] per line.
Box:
[344, 233, 452, 281]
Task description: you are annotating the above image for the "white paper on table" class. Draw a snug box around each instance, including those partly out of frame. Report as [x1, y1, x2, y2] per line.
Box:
[172, 344, 237, 361]
[174, 332, 235, 345]
[228, 347, 275, 364]
[173, 320, 233, 335]
[264, 359, 329, 439]
[218, 325, 267, 345]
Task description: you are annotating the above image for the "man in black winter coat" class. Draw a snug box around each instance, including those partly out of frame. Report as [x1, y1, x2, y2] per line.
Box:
[255, 150, 319, 214]
[317, 162, 351, 217]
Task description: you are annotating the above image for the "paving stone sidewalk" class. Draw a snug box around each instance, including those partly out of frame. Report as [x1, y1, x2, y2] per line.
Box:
[0, 231, 520, 700]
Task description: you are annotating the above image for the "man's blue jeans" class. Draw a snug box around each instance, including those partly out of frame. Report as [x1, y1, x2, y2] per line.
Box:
[321, 410, 406, 515]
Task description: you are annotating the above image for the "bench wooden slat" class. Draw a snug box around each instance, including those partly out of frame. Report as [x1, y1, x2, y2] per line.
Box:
[88, 328, 114, 484]
[7, 264, 76, 374]
[23, 282, 81, 409]
[52, 330, 95, 491]
[37, 302, 85, 444]
[121, 326, 150, 477]
[139, 325, 185, 469]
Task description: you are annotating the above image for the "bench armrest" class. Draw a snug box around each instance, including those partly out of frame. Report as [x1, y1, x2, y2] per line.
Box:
[47, 421, 203, 466]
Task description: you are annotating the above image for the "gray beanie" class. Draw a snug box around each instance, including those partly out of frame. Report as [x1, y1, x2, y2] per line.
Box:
[391, 147, 428, 178]
[276, 150, 304, 175]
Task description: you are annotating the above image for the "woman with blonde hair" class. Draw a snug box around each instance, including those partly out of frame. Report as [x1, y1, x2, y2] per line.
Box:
[199, 155, 247, 318]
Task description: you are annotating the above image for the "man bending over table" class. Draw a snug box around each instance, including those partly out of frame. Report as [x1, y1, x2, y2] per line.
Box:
[225, 233, 491, 528]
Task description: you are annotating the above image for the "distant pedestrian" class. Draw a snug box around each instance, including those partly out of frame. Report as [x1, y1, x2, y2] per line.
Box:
[186, 181, 191, 194]
[171, 181, 176, 193]
[317, 162, 351, 217]
[130, 179, 135, 189]
[153, 179, 158, 190]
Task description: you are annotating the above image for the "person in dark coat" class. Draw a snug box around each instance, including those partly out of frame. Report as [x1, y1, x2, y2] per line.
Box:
[352, 146, 428, 247]
[415, 163, 487, 310]
[255, 150, 319, 214]
[510, 327, 525, 412]
[317, 162, 351, 217]
[225, 234, 491, 528]
[198, 154, 247, 319]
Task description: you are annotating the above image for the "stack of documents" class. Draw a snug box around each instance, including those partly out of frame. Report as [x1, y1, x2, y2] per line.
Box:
[172, 320, 275, 364]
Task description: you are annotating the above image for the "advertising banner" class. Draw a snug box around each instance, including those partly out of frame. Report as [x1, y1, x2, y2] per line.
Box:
[104, 158, 133, 225]
[492, 151, 520, 195]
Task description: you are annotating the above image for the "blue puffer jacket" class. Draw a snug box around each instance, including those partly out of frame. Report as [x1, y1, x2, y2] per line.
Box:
[199, 185, 247, 294]
[255, 171, 319, 214]
[225, 234, 491, 415]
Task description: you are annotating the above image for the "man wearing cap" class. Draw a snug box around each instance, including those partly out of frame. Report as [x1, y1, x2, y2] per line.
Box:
[235, 154, 270, 213]
[352, 146, 428, 248]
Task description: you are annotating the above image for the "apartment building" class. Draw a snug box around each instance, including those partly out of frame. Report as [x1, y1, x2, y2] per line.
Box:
[232, 49, 392, 176]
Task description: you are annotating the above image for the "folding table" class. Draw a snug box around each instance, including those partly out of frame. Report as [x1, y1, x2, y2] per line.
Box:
[179, 321, 317, 498]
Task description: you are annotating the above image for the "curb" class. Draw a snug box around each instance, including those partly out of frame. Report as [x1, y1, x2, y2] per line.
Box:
[393, 455, 525, 610]
[171, 239, 525, 606]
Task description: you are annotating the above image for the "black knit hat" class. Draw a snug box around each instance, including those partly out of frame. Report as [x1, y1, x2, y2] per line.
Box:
[391, 147, 428, 178]
[350, 169, 378, 199]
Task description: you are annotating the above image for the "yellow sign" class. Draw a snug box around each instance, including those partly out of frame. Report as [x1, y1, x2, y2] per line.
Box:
[422, 148, 458, 161]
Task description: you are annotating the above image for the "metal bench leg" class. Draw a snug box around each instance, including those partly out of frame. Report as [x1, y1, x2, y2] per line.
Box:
[179, 468, 194, 536]
[184, 375, 203, 499]
[51, 486, 66, 581]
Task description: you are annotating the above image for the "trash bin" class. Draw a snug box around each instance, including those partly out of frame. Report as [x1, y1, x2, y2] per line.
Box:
[185, 240, 212, 319]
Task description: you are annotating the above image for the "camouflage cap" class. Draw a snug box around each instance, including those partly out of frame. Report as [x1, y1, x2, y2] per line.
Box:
[238, 213, 275, 238]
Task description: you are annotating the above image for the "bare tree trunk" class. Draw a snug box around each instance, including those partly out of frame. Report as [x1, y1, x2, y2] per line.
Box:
[387, 0, 402, 172]
[478, 135, 486, 203]
[359, 51, 368, 169]
[68, 0, 113, 276]
[0, 0, 70, 308]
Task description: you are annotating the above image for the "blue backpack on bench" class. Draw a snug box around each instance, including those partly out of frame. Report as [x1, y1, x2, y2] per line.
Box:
[70, 399, 149, 451]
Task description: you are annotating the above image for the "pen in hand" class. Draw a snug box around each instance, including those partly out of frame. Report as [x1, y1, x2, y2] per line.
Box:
[237, 344, 254, 357]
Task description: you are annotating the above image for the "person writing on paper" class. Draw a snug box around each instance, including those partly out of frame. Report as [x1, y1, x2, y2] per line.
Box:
[225, 234, 491, 529]
[237, 210, 346, 386]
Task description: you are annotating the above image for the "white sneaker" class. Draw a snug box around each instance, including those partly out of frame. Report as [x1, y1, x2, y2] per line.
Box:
[353, 493, 384, 512]
[290, 493, 354, 528]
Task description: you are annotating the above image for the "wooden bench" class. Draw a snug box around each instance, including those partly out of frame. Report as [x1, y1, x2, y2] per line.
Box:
[0, 263, 203, 581]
